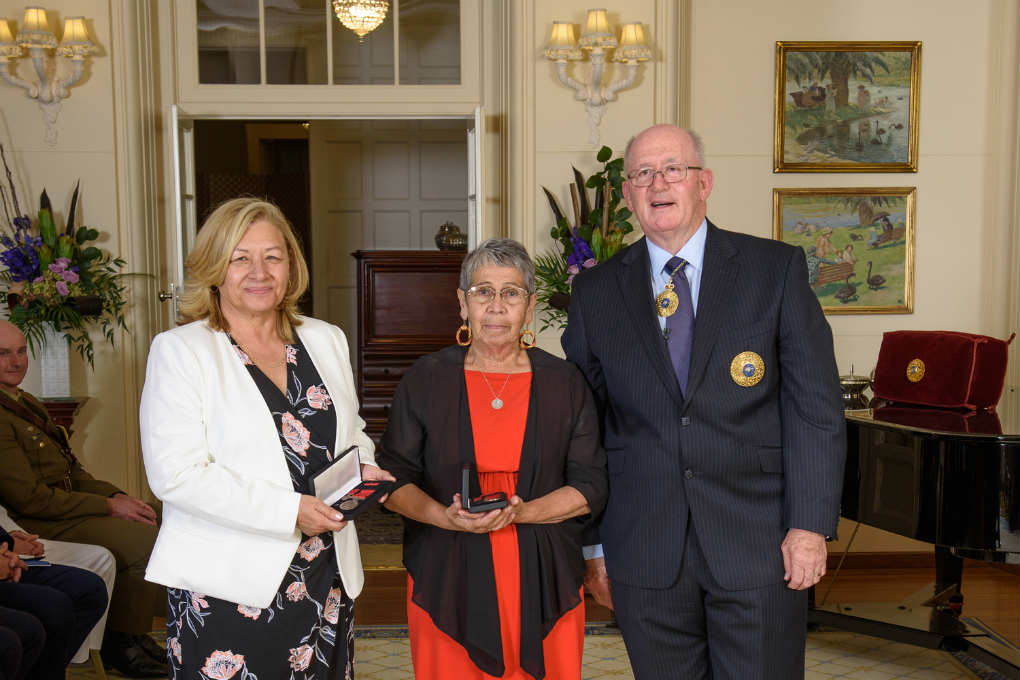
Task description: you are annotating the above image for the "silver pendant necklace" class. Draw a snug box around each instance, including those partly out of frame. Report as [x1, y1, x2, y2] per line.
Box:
[480, 372, 512, 410]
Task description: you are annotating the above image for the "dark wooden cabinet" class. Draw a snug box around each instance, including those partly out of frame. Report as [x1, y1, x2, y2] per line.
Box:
[41, 397, 87, 432]
[354, 250, 465, 442]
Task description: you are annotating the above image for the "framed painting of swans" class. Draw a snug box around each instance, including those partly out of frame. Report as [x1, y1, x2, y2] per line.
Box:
[772, 187, 915, 314]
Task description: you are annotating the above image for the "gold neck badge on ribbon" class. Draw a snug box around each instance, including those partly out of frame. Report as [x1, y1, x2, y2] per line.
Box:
[656, 283, 679, 317]
[656, 259, 687, 318]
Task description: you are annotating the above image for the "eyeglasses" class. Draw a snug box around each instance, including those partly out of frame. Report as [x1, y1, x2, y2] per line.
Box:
[464, 284, 531, 305]
[626, 163, 703, 188]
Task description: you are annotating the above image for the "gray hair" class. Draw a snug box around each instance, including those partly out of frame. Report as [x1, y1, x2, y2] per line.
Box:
[623, 126, 706, 172]
[459, 238, 535, 293]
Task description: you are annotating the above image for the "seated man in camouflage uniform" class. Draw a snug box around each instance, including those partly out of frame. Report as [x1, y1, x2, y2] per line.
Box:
[0, 320, 165, 677]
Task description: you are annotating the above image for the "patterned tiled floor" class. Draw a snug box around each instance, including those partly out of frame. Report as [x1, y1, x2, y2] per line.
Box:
[68, 629, 992, 679]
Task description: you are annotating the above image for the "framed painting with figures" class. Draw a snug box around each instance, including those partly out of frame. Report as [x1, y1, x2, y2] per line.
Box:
[774, 41, 921, 172]
[772, 187, 915, 314]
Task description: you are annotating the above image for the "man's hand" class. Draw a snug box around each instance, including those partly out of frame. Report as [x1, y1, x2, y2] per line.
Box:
[584, 557, 613, 610]
[9, 530, 44, 557]
[781, 528, 827, 590]
[0, 547, 26, 582]
[106, 493, 158, 525]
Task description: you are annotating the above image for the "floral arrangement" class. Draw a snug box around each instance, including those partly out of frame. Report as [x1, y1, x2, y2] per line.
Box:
[0, 144, 131, 366]
[534, 146, 635, 330]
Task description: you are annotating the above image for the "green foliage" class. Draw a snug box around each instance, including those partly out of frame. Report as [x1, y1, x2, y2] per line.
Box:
[533, 252, 570, 332]
[1, 184, 142, 367]
[535, 146, 636, 330]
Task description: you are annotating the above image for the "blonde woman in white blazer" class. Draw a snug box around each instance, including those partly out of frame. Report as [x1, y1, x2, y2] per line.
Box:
[139, 198, 392, 680]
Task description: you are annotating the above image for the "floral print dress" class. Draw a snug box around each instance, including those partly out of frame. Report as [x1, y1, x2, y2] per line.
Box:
[166, 335, 356, 680]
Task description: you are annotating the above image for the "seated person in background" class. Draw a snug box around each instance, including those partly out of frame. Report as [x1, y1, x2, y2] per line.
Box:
[0, 321, 165, 677]
[0, 526, 108, 680]
[0, 502, 115, 665]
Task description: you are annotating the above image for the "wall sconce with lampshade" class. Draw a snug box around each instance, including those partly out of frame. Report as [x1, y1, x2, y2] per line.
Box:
[543, 8, 652, 146]
[0, 6, 97, 145]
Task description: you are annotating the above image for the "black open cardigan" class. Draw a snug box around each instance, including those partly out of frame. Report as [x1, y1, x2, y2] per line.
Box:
[377, 345, 608, 680]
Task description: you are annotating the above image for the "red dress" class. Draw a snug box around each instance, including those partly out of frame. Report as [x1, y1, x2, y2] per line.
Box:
[407, 370, 585, 679]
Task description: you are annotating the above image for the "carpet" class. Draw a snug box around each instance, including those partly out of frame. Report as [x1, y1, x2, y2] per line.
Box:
[68, 627, 1006, 679]
[355, 505, 404, 545]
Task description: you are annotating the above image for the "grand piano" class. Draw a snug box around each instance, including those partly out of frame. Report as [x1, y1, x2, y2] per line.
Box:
[809, 392, 1019, 676]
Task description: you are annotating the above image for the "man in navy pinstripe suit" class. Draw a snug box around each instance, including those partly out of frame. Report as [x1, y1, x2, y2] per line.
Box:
[563, 125, 845, 679]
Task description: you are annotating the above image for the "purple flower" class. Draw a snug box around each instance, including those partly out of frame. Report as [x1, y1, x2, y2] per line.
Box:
[0, 250, 37, 282]
[566, 228, 596, 269]
[55, 281, 69, 296]
[566, 263, 580, 285]
[61, 270, 79, 283]
[582, 257, 597, 269]
[48, 262, 65, 273]
[33, 276, 43, 284]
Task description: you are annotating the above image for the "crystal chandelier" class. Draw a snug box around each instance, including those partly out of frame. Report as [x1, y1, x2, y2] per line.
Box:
[333, 0, 390, 42]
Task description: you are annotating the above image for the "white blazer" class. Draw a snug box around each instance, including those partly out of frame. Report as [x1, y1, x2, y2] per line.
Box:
[139, 317, 376, 608]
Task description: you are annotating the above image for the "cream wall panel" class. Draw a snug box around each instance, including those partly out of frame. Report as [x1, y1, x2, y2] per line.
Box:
[327, 210, 365, 288]
[326, 143, 363, 200]
[420, 141, 468, 199]
[327, 287, 357, 358]
[372, 211, 413, 248]
[373, 143, 411, 199]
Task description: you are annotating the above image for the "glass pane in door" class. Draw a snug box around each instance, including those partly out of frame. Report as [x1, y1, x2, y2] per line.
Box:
[197, 0, 261, 84]
[266, 0, 328, 84]
[331, 4, 395, 84]
[399, 0, 460, 85]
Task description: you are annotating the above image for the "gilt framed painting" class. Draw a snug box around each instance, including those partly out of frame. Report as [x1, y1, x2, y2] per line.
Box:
[772, 187, 915, 314]
[774, 41, 921, 172]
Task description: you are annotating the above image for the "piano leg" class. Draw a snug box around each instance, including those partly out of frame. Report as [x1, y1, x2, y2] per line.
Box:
[934, 545, 963, 598]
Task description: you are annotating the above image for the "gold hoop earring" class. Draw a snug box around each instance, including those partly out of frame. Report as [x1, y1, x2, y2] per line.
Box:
[456, 323, 472, 346]
[519, 329, 536, 349]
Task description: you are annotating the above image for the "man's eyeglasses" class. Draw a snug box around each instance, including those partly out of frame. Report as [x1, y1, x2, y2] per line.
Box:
[464, 284, 531, 305]
[626, 164, 702, 188]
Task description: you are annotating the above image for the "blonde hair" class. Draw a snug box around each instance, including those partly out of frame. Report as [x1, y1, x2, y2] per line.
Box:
[178, 197, 309, 341]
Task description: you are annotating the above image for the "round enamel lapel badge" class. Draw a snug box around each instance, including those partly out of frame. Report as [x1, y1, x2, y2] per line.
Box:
[730, 351, 765, 387]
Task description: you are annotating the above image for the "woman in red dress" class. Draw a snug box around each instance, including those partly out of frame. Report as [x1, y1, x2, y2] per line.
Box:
[379, 239, 607, 680]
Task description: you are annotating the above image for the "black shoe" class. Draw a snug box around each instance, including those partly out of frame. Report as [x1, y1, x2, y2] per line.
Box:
[133, 633, 168, 663]
[102, 635, 167, 678]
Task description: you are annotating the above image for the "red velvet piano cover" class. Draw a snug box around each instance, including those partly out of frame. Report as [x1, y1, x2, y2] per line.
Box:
[871, 405, 1003, 435]
[872, 330, 1013, 410]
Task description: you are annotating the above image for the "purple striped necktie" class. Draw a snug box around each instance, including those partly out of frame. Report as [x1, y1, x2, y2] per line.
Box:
[664, 256, 694, 394]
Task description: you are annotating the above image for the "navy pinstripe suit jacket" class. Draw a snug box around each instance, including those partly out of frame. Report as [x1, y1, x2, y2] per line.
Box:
[562, 222, 845, 591]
